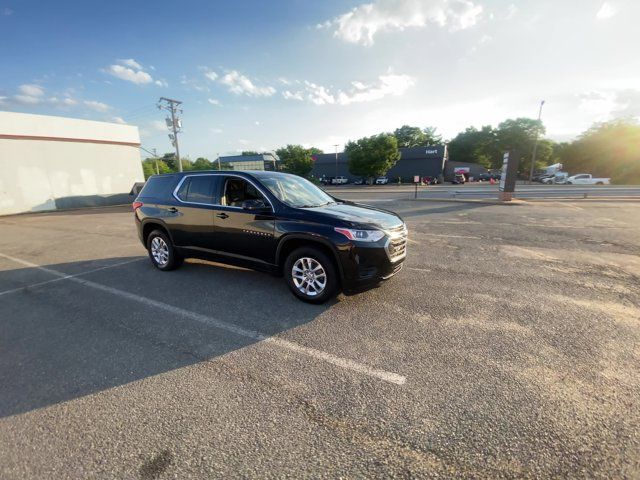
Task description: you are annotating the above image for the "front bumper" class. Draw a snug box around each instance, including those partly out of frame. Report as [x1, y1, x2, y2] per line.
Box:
[337, 225, 408, 290]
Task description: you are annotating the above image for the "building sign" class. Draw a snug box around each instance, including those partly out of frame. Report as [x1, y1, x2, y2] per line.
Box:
[499, 153, 508, 190]
[413, 175, 420, 183]
[454, 167, 470, 174]
[425, 149, 439, 155]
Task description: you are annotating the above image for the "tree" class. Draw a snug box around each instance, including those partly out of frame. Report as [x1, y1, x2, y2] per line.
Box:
[241, 150, 259, 156]
[495, 117, 546, 173]
[141, 158, 171, 179]
[393, 125, 442, 148]
[447, 125, 498, 167]
[559, 119, 640, 184]
[276, 144, 314, 177]
[192, 157, 213, 170]
[346, 134, 400, 179]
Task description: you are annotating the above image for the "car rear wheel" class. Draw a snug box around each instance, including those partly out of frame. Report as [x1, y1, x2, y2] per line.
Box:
[284, 247, 337, 303]
[147, 229, 183, 271]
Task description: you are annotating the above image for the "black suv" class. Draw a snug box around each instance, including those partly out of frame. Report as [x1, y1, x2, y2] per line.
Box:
[133, 171, 407, 303]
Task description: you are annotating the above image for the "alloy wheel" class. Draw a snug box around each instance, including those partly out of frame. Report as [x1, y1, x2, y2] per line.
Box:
[291, 257, 327, 297]
[150, 236, 170, 266]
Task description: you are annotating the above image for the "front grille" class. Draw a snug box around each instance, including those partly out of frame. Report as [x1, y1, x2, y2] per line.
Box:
[385, 224, 408, 262]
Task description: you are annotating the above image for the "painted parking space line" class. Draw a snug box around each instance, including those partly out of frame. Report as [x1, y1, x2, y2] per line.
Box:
[0, 257, 145, 297]
[0, 252, 407, 386]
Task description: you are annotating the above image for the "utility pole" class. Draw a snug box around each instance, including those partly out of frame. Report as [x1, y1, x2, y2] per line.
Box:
[334, 144, 339, 178]
[529, 100, 545, 184]
[152, 148, 159, 174]
[217, 153, 221, 170]
[158, 97, 183, 172]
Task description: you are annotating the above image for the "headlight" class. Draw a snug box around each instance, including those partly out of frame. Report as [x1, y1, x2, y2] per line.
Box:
[334, 227, 385, 242]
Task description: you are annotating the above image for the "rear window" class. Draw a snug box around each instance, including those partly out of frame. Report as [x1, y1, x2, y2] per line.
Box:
[176, 175, 219, 204]
[138, 175, 178, 199]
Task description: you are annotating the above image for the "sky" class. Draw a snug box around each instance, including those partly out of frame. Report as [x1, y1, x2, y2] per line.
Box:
[1, 0, 639, 158]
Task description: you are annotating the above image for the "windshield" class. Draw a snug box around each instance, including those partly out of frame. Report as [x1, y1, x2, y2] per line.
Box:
[260, 175, 336, 208]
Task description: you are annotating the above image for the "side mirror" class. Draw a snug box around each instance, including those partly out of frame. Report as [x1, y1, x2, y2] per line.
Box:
[241, 199, 269, 211]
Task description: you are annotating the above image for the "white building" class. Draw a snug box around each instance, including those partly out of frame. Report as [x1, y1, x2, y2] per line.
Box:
[0, 111, 144, 215]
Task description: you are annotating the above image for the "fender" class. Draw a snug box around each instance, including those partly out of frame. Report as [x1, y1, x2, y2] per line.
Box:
[140, 217, 176, 245]
[276, 233, 345, 281]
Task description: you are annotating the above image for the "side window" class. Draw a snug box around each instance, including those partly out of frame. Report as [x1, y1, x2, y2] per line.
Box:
[176, 176, 219, 204]
[223, 178, 266, 207]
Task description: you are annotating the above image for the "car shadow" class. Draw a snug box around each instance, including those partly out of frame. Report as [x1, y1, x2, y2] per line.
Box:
[0, 256, 334, 418]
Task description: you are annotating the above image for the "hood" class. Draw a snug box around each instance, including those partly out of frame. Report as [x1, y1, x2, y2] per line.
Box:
[304, 202, 403, 229]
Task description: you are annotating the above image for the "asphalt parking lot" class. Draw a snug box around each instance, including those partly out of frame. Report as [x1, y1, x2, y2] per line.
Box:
[1, 199, 639, 478]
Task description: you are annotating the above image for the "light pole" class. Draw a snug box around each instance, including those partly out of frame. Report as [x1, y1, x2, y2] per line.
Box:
[529, 100, 545, 184]
[334, 144, 339, 179]
[217, 152, 221, 170]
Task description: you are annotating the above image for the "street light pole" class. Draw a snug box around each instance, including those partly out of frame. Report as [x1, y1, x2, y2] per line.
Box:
[334, 144, 339, 178]
[529, 100, 545, 184]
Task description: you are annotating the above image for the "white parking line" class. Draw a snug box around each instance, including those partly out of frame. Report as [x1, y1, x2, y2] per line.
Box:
[0, 253, 407, 386]
[0, 257, 145, 297]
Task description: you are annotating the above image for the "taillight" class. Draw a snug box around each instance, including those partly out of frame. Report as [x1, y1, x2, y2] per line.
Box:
[132, 201, 143, 211]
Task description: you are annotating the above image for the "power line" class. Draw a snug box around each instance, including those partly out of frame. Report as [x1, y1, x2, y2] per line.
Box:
[157, 97, 183, 172]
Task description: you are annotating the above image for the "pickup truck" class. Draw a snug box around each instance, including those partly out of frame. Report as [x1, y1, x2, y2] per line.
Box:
[331, 176, 349, 185]
[565, 174, 610, 185]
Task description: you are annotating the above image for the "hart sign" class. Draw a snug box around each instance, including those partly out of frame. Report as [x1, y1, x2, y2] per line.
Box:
[454, 167, 470, 174]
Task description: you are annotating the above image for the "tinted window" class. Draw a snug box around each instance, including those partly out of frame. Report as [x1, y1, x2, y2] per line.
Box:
[176, 176, 218, 204]
[139, 175, 178, 198]
[223, 178, 266, 207]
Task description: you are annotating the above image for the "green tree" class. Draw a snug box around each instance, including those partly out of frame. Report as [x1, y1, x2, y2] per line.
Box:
[346, 134, 400, 179]
[241, 150, 259, 156]
[141, 158, 171, 179]
[276, 144, 314, 177]
[192, 157, 213, 170]
[559, 119, 640, 184]
[495, 117, 545, 173]
[393, 125, 442, 147]
[448, 125, 499, 167]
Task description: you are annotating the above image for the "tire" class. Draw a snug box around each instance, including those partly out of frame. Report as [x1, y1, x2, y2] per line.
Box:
[146, 229, 183, 271]
[284, 247, 338, 304]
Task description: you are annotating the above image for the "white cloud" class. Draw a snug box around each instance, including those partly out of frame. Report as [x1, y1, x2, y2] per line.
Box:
[254, 121, 260, 126]
[210, 128, 223, 134]
[105, 60, 154, 85]
[61, 97, 78, 106]
[0, 96, 7, 104]
[18, 84, 44, 96]
[150, 120, 167, 132]
[596, 2, 617, 20]
[112, 116, 127, 124]
[201, 67, 219, 82]
[106, 64, 153, 84]
[14, 94, 41, 105]
[322, 0, 483, 46]
[282, 90, 304, 101]
[208, 98, 221, 106]
[118, 58, 143, 70]
[1, 7, 12, 16]
[155, 79, 168, 87]
[219, 70, 276, 97]
[83, 100, 110, 112]
[283, 71, 415, 106]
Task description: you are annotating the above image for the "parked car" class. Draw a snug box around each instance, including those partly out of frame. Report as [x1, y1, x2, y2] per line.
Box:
[331, 176, 349, 185]
[353, 178, 364, 185]
[565, 174, 610, 185]
[541, 172, 568, 184]
[451, 173, 466, 184]
[375, 176, 389, 185]
[134, 171, 407, 303]
[478, 173, 491, 181]
[422, 176, 439, 185]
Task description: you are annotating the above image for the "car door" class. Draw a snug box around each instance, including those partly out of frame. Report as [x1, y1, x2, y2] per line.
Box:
[211, 176, 277, 265]
[573, 174, 588, 185]
[169, 174, 220, 251]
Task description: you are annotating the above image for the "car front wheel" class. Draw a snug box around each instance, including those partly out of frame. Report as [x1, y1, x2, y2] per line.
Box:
[284, 247, 338, 303]
[147, 229, 183, 271]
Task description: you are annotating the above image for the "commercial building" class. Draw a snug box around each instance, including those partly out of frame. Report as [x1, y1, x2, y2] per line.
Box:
[311, 145, 488, 182]
[311, 146, 448, 182]
[218, 153, 278, 171]
[0, 111, 144, 215]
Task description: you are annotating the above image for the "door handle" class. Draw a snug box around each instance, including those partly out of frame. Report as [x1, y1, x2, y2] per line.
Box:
[216, 212, 229, 219]
[168, 207, 178, 213]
